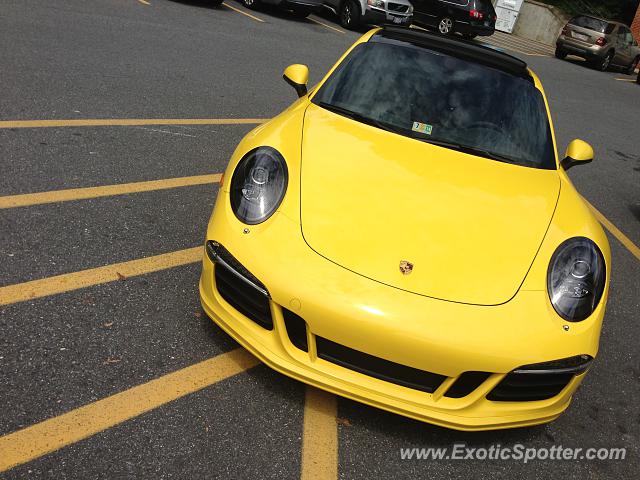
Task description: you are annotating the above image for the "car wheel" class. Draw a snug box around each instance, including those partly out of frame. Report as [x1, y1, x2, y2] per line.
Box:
[340, 0, 360, 30]
[594, 51, 613, 71]
[242, 0, 258, 9]
[554, 47, 567, 60]
[462, 33, 477, 40]
[291, 6, 312, 18]
[627, 56, 639, 75]
[211, 0, 223, 5]
[437, 16, 454, 35]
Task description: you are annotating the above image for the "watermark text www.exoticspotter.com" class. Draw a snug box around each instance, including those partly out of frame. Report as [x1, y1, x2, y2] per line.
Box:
[400, 444, 627, 463]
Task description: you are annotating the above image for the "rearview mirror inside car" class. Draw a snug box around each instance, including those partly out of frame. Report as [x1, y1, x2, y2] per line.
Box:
[283, 64, 309, 98]
[561, 139, 594, 170]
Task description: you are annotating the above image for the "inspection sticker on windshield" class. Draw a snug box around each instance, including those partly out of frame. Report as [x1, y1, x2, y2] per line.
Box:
[412, 122, 432, 135]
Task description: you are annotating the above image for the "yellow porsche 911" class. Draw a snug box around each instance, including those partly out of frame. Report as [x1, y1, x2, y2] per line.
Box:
[200, 27, 610, 430]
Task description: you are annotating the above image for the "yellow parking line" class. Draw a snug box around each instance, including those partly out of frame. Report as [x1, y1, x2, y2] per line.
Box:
[0, 174, 222, 209]
[583, 198, 640, 261]
[0, 118, 266, 129]
[0, 348, 259, 473]
[307, 17, 345, 34]
[0, 247, 202, 306]
[614, 78, 636, 82]
[222, 2, 265, 23]
[301, 387, 337, 480]
[137, 0, 151, 5]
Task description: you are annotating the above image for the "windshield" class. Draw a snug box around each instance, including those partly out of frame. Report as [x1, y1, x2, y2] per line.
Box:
[311, 39, 556, 169]
[569, 16, 613, 34]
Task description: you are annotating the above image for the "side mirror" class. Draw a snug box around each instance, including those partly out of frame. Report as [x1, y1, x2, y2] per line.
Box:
[283, 64, 309, 98]
[561, 139, 594, 171]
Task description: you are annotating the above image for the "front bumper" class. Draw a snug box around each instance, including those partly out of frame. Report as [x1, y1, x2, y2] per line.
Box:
[201, 252, 591, 430]
[362, 7, 412, 26]
[198, 197, 603, 430]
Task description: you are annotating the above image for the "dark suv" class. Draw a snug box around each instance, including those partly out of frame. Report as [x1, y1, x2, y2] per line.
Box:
[411, 0, 496, 39]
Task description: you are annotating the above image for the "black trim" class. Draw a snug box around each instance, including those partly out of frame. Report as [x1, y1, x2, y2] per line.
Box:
[207, 241, 273, 330]
[444, 371, 492, 398]
[316, 336, 447, 393]
[283, 74, 308, 98]
[374, 26, 531, 81]
[282, 308, 309, 352]
[487, 372, 574, 402]
[561, 156, 592, 171]
[487, 356, 592, 402]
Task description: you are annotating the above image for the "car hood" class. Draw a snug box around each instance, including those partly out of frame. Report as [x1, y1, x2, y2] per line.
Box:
[300, 104, 560, 305]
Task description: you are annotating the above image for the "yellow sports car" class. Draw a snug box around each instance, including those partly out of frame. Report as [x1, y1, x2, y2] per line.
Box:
[200, 27, 610, 430]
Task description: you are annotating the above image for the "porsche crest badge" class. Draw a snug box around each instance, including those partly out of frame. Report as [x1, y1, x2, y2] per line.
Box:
[399, 260, 414, 275]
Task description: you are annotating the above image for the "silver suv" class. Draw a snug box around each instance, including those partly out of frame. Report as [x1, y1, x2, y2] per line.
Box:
[322, 0, 413, 30]
[556, 15, 640, 73]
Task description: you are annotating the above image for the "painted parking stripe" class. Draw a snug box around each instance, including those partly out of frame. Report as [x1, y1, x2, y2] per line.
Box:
[0, 118, 266, 129]
[0, 348, 260, 473]
[222, 2, 265, 23]
[307, 16, 345, 34]
[0, 248, 201, 306]
[301, 387, 338, 480]
[0, 174, 222, 209]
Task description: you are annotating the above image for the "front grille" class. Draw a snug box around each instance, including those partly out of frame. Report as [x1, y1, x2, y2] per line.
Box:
[387, 3, 409, 13]
[445, 371, 492, 398]
[207, 241, 273, 330]
[282, 308, 308, 352]
[487, 372, 574, 401]
[316, 336, 447, 393]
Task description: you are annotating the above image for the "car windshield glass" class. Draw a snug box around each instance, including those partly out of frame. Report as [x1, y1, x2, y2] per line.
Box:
[311, 40, 556, 169]
[569, 15, 611, 33]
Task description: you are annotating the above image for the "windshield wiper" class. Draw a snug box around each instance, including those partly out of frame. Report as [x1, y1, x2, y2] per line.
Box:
[315, 102, 401, 135]
[412, 137, 522, 166]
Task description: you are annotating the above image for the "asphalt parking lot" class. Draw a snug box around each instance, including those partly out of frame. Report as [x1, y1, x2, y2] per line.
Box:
[1, 0, 639, 478]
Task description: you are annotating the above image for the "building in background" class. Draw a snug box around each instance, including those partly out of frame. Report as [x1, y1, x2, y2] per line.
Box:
[632, 2, 640, 40]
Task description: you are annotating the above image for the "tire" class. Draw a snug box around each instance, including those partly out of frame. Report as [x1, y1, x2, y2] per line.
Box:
[626, 56, 639, 75]
[593, 51, 613, 72]
[437, 16, 454, 35]
[211, 0, 223, 5]
[554, 47, 567, 60]
[291, 6, 311, 18]
[339, 0, 360, 30]
[242, 0, 258, 9]
[462, 33, 477, 40]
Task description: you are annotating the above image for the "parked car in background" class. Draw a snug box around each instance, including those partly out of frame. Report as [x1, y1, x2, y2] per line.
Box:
[320, 0, 413, 30]
[411, 0, 496, 39]
[555, 15, 640, 73]
[240, 0, 322, 18]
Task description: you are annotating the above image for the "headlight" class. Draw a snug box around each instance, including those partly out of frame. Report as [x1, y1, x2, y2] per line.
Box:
[367, 0, 385, 8]
[230, 147, 288, 225]
[547, 237, 605, 321]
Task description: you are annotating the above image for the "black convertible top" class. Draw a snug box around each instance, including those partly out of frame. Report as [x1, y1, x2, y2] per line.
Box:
[373, 27, 532, 81]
